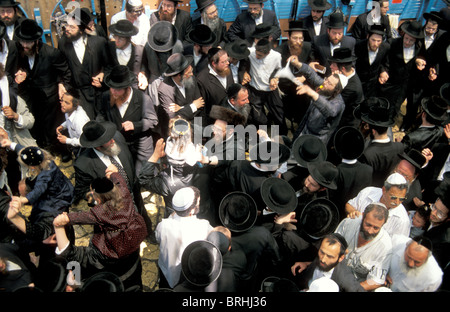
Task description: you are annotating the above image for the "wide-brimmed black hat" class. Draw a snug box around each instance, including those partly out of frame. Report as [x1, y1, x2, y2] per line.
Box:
[285, 20, 307, 32]
[423, 11, 444, 24]
[354, 96, 390, 120]
[15, 19, 43, 41]
[252, 23, 278, 38]
[19, 146, 44, 166]
[327, 10, 347, 28]
[398, 149, 427, 170]
[260, 276, 300, 292]
[298, 198, 340, 239]
[368, 24, 386, 36]
[80, 121, 117, 148]
[440, 83, 450, 106]
[307, 161, 338, 190]
[34, 259, 67, 292]
[219, 191, 258, 232]
[292, 135, 327, 168]
[249, 140, 291, 167]
[0, 0, 20, 7]
[80, 272, 125, 292]
[399, 20, 424, 39]
[164, 53, 193, 77]
[421, 95, 448, 122]
[147, 21, 178, 52]
[181, 240, 222, 287]
[308, 0, 332, 11]
[261, 177, 298, 214]
[67, 7, 92, 28]
[333, 126, 365, 160]
[223, 39, 250, 60]
[104, 65, 136, 89]
[109, 19, 138, 37]
[186, 24, 217, 46]
[194, 0, 215, 12]
[328, 47, 357, 63]
[0, 20, 6, 40]
[361, 97, 394, 127]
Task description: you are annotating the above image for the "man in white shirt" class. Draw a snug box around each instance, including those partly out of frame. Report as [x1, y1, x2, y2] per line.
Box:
[110, 0, 150, 47]
[155, 186, 213, 288]
[346, 172, 411, 237]
[247, 38, 287, 134]
[335, 202, 392, 291]
[377, 235, 443, 292]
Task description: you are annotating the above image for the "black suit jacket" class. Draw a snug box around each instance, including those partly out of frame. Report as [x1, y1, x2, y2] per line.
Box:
[275, 40, 312, 66]
[226, 9, 281, 45]
[196, 66, 234, 123]
[311, 34, 356, 76]
[183, 44, 209, 76]
[73, 131, 135, 203]
[338, 72, 365, 128]
[106, 42, 145, 79]
[354, 38, 390, 98]
[302, 15, 329, 42]
[349, 11, 392, 41]
[3, 38, 18, 82]
[294, 258, 366, 292]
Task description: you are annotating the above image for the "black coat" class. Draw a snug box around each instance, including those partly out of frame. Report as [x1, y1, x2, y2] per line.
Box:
[293, 258, 366, 292]
[58, 34, 111, 119]
[105, 42, 146, 79]
[337, 72, 365, 128]
[359, 141, 405, 187]
[150, 10, 193, 46]
[354, 38, 390, 98]
[311, 34, 356, 76]
[402, 126, 446, 152]
[349, 11, 392, 41]
[302, 15, 329, 42]
[183, 44, 209, 76]
[191, 16, 227, 48]
[226, 9, 281, 45]
[3, 38, 18, 82]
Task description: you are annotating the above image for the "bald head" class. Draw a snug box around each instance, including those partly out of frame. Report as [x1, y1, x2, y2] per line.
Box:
[404, 239, 431, 269]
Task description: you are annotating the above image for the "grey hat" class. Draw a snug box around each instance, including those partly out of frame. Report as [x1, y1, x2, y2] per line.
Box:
[164, 53, 193, 77]
[147, 21, 178, 52]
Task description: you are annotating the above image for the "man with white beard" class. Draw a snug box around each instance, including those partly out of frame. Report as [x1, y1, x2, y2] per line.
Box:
[376, 235, 443, 292]
[191, 0, 226, 48]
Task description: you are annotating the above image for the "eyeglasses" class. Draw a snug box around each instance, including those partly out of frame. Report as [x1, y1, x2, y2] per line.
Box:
[431, 204, 447, 219]
[390, 196, 407, 201]
[205, 8, 218, 16]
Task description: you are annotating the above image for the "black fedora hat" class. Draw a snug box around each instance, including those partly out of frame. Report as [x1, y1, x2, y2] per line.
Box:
[327, 10, 347, 28]
[164, 52, 193, 77]
[292, 135, 327, 168]
[399, 20, 424, 39]
[261, 177, 298, 214]
[285, 19, 307, 32]
[223, 39, 250, 60]
[109, 19, 139, 37]
[219, 191, 258, 232]
[181, 240, 222, 287]
[307, 161, 339, 190]
[0, 20, 5, 40]
[298, 198, 340, 239]
[260, 276, 300, 292]
[80, 272, 125, 292]
[194, 0, 216, 12]
[34, 259, 67, 292]
[80, 120, 117, 148]
[333, 126, 365, 160]
[440, 83, 450, 106]
[0, 0, 20, 7]
[361, 97, 394, 127]
[15, 19, 43, 41]
[104, 65, 136, 89]
[147, 21, 178, 52]
[252, 22, 278, 38]
[91, 177, 114, 194]
[328, 47, 357, 63]
[421, 95, 448, 122]
[19, 146, 44, 166]
[186, 24, 217, 46]
[398, 149, 426, 170]
[368, 24, 386, 36]
[67, 7, 92, 28]
[308, 0, 332, 11]
[423, 11, 444, 24]
[355, 96, 390, 120]
[249, 140, 291, 167]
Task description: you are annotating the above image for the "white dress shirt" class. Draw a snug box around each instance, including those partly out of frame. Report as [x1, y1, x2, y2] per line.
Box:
[403, 45, 415, 63]
[60, 105, 90, 147]
[72, 36, 86, 64]
[117, 43, 132, 66]
[248, 47, 282, 91]
[209, 64, 228, 89]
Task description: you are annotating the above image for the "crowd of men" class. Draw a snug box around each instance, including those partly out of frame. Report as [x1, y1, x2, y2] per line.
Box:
[0, 0, 449, 293]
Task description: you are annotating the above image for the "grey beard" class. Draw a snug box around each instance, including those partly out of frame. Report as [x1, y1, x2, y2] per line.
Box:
[99, 142, 121, 157]
[235, 103, 251, 120]
[204, 15, 220, 33]
[182, 76, 196, 90]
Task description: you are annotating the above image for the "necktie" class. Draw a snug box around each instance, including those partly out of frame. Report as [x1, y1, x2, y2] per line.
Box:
[109, 156, 130, 187]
